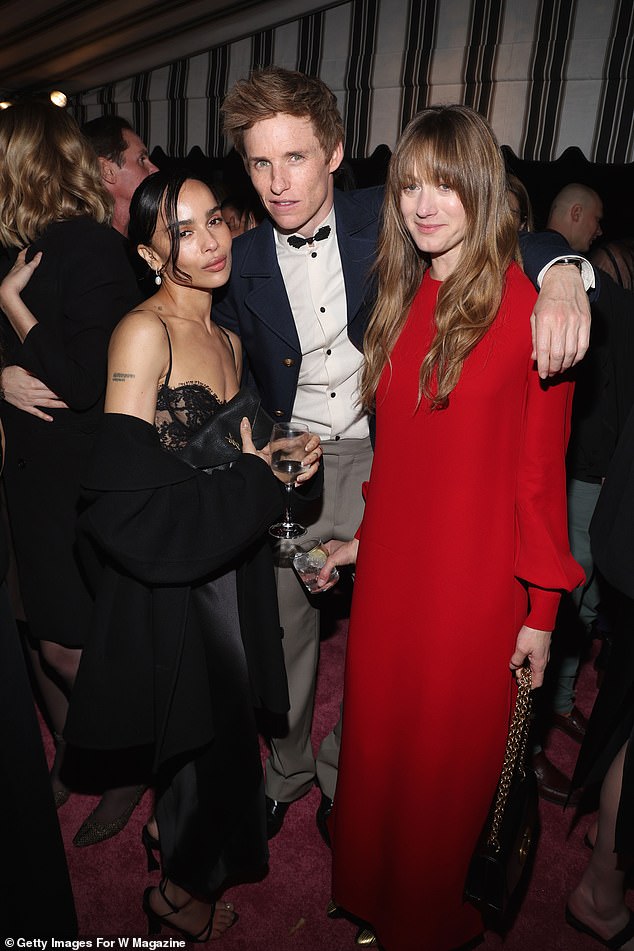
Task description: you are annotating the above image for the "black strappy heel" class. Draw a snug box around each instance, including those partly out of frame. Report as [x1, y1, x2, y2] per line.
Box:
[142, 879, 237, 941]
[141, 825, 160, 872]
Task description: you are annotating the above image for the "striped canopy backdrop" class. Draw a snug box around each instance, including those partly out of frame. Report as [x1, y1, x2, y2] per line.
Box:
[72, 0, 634, 163]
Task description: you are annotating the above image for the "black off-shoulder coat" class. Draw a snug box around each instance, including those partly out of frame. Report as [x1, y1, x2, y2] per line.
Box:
[66, 413, 291, 768]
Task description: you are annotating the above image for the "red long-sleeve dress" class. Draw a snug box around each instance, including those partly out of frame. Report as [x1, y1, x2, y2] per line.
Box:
[331, 264, 584, 951]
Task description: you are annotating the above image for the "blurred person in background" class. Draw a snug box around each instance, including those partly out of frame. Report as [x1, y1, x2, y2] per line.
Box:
[0, 100, 141, 844]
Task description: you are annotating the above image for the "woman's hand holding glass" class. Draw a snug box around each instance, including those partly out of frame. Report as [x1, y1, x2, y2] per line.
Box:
[270, 428, 322, 487]
[312, 537, 360, 593]
[240, 417, 321, 479]
[240, 418, 322, 538]
[268, 422, 321, 538]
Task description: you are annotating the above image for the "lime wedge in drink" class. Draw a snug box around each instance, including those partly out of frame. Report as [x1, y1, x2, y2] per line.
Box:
[307, 545, 327, 566]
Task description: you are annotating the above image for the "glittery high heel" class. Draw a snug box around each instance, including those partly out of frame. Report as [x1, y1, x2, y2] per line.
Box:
[326, 900, 379, 946]
[51, 732, 71, 809]
[72, 784, 146, 847]
[355, 927, 378, 946]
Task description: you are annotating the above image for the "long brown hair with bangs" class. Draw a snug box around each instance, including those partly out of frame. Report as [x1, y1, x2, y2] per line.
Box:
[0, 100, 112, 249]
[361, 105, 520, 411]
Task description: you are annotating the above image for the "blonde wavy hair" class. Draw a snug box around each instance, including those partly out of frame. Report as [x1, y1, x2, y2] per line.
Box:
[0, 100, 112, 248]
[361, 105, 520, 411]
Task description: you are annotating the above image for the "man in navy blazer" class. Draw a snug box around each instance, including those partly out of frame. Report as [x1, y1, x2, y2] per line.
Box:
[215, 182, 382, 423]
[216, 67, 593, 845]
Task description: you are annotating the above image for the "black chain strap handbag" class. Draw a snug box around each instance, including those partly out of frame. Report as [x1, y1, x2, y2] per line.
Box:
[464, 666, 538, 917]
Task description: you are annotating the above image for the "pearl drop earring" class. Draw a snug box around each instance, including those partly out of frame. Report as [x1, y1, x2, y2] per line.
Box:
[154, 268, 162, 286]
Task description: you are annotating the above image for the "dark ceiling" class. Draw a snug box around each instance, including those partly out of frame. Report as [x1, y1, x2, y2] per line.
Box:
[0, 0, 330, 100]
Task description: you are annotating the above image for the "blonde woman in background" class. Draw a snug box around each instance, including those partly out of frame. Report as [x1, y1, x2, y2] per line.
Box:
[0, 100, 141, 841]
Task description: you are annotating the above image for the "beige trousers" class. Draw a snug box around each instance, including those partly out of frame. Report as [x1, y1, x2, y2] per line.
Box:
[265, 436, 373, 802]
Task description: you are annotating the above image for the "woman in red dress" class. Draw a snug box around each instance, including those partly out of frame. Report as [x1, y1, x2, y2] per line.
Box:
[321, 106, 584, 950]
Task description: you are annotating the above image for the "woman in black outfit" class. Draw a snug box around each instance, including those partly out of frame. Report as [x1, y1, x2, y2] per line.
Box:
[565, 398, 634, 948]
[65, 170, 321, 940]
[0, 100, 141, 836]
[0, 417, 77, 936]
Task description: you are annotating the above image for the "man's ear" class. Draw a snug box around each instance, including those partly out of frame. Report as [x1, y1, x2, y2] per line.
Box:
[328, 140, 344, 175]
[570, 203, 583, 223]
[99, 156, 117, 186]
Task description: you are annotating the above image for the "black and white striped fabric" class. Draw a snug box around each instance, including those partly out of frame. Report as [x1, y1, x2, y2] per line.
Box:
[72, 0, 634, 163]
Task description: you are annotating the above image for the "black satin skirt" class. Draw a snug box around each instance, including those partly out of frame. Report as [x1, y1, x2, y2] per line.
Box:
[155, 568, 268, 898]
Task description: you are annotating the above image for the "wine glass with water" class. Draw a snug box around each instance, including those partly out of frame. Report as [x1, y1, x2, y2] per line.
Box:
[269, 421, 310, 539]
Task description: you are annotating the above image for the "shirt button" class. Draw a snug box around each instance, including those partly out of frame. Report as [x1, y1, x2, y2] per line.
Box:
[335, 435, 341, 441]
[274, 409, 284, 417]
[17, 458, 26, 469]
[282, 358, 295, 367]
[320, 307, 326, 313]
[311, 251, 317, 258]
[330, 392, 336, 398]
[326, 349, 332, 355]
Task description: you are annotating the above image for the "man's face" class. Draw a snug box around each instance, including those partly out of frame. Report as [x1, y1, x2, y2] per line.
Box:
[573, 196, 603, 252]
[242, 113, 343, 237]
[113, 129, 158, 203]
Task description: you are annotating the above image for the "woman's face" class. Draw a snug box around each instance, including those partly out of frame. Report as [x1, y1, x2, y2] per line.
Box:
[399, 176, 468, 280]
[152, 179, 232, 289]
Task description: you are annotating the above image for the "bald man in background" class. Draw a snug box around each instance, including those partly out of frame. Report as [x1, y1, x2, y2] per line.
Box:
[533, 182, 606, 803]
[547, 183, 603, 256]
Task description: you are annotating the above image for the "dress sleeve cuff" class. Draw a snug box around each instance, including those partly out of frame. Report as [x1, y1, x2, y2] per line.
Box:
[525, 587, 561, 631]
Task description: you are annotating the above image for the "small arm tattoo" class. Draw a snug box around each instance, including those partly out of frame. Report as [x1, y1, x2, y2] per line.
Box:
[112, 371, 135, 382]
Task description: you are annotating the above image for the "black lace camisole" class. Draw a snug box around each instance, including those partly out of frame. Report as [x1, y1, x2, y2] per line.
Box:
[154, 317, 236, 453]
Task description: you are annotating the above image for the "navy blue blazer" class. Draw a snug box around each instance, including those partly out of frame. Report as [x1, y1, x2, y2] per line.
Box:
[214, 186, 383, 420]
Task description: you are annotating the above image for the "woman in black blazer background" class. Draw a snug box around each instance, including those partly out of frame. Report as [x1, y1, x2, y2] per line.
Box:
[0, 100, 141, 840]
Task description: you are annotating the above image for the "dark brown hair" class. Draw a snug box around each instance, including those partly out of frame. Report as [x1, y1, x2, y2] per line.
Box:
[82, 114, 134, 166]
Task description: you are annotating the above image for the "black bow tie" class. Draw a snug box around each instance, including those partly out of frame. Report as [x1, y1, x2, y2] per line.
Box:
[287, 225, 331, 249]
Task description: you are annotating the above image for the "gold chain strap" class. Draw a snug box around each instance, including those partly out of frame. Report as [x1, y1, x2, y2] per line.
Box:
[486, 666, 533, 852]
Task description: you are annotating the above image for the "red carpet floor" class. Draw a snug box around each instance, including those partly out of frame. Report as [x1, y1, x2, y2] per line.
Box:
[44, 618, 609, 950]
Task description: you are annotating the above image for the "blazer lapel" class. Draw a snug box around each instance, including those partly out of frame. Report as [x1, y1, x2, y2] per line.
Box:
[234, 190, 380, 350]
[334, 189, 381, 328]
[237, 222, 301, 352]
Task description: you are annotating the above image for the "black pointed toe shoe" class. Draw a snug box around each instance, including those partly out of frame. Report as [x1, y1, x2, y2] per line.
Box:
[265, 795, 291, 839]
[316, 793, 334, 848]
[73, 785, 146, 848]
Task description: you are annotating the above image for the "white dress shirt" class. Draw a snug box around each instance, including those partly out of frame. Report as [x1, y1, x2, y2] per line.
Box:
[275, 207, 369, 441]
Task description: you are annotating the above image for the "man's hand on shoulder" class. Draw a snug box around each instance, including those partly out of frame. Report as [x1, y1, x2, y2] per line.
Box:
[531, 264, 590, 378]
